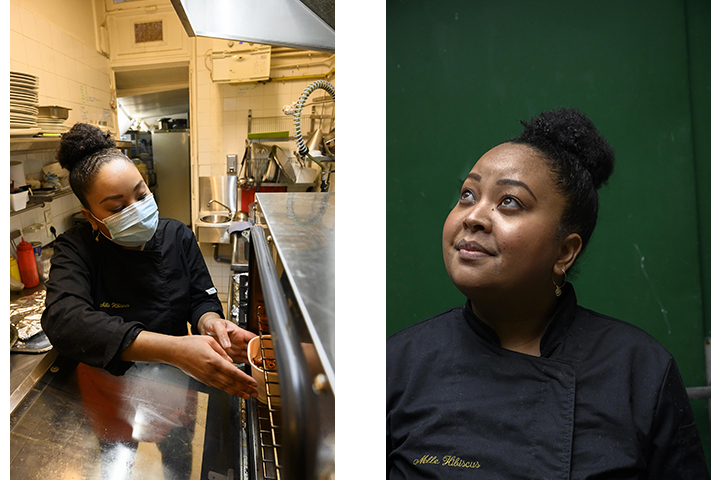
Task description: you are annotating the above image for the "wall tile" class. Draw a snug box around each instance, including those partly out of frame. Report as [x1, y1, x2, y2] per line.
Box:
[64, 55, 77, 80]
[50, 24, 64, 52]
[24, 38, 43, 70]
[223, 97, 236, 111]
[40, 48, 56, 75]
[35, 15, 52, 47]
[19, 8, 38, 39]
[10, 31, 27, 65]
[10, 2, 22, 34]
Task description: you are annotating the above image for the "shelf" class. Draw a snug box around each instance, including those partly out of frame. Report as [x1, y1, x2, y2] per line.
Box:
[11, 137, 132, 154]
[10, 189, 74, 217]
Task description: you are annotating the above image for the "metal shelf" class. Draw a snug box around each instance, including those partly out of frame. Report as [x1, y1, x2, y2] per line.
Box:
[11, 137, 132, 154]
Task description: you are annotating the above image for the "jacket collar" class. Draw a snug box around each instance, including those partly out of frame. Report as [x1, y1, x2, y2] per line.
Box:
[462, 283, 579, 358]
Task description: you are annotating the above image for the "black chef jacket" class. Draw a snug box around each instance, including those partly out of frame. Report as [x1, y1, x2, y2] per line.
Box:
[41, 217, 224, 376]
[386, 284, 708, 479]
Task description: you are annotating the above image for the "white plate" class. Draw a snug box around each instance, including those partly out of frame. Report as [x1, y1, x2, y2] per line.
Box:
[10, 80, 38, 88]
[10, 73, 38, 82]
[11, 107, 38, 115]
[10, 70, 38, 77]
[11, 95, 38, 102]
[11, 91, 38, 97]
[10, 127, 41, 137]
[11, 100, 39, 108]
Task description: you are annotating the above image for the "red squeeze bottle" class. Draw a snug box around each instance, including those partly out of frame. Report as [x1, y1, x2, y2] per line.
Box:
[16, 237, 39, 288]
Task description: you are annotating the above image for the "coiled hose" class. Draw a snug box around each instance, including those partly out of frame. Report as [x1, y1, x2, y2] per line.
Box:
[293, 80, 335, 157]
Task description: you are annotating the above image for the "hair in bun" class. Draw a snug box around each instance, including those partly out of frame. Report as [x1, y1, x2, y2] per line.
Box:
[56, 123, 129, 208]
[509, 108, 615, 252]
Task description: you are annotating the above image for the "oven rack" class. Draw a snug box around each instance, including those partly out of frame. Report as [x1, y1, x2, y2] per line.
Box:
[256, 307, 283, 480]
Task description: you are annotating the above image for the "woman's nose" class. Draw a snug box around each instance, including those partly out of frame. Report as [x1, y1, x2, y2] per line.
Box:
[463, 202, 493, 232]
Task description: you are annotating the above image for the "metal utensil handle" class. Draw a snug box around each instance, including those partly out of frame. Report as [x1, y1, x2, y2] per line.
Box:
[250, 225, 318, 480]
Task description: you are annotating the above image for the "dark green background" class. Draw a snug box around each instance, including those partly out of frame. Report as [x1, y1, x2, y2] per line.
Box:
[386, 0, 710, 465]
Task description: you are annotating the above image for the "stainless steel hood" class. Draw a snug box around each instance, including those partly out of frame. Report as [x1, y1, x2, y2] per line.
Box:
[170, 0, 334, 53]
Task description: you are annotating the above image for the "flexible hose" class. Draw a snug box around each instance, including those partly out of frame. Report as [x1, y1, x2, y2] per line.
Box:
[293, 80, 335, 157]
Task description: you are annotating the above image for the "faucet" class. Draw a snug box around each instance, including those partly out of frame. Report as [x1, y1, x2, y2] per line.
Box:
[208, 199, 232, 215]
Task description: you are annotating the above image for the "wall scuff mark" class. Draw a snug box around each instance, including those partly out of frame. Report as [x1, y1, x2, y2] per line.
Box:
[634, 244, 671, 335]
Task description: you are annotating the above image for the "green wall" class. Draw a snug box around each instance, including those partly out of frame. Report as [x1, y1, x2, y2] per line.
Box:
[386, 0, 710, 465]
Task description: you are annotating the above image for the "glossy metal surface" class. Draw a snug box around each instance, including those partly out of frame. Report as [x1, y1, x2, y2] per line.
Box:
[255, 192, 335, 392]
[200, 214, 231, 224]
[11, 357, 242, 480]
[170, 0, 334, 53]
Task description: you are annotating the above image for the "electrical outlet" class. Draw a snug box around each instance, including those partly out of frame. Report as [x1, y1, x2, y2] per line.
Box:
[44, 209, 52, 223]
[46, 223, 55, 237]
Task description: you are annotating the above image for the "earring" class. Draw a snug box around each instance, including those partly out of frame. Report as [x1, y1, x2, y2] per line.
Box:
[95, 229, 101, 242]
[553, 268, 567, 297]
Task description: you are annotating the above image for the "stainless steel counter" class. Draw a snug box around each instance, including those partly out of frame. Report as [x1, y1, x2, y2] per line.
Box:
[11, 356, 245, 479]
[255, 192, 335, 393]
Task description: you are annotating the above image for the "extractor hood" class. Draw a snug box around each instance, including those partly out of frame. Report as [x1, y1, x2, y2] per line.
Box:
[170, 0, 334, 53]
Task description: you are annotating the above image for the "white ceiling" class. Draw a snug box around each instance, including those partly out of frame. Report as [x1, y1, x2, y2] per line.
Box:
[115, 65, 190, 128]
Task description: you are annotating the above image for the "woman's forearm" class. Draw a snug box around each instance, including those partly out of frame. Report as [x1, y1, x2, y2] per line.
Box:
[120, 330, 182, 364]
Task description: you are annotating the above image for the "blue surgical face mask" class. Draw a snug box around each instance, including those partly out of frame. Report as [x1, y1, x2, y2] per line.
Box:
[91, 194, 159, 247]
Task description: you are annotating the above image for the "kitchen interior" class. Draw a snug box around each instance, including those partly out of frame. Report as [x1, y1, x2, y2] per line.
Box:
[10, 0, 335, 479]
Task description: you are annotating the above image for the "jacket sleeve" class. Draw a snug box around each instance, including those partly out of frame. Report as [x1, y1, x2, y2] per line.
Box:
[181, 226, 225, 334]
[41, 232, 144, 375]
[645, 358, 709, 479]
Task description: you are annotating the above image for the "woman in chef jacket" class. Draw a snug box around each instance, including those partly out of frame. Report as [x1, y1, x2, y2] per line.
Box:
[41, 122, 258, 396]
[386, 109, 709, 479]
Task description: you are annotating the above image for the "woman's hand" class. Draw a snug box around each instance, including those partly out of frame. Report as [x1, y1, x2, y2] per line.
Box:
[121, 330, 258, 399]
[199, 314, 257, 364]
[170, 335, 258, 399]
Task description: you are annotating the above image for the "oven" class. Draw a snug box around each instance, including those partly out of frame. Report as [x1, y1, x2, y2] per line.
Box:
[10, 192, 334, 480]
[234, 192, 335, 480]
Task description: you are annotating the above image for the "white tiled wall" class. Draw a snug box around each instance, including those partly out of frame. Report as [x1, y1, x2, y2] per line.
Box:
[10, 0, 115, 247]
[10, 1, 115, 128]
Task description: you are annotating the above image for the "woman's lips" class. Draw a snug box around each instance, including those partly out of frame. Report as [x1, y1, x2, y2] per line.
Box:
[456, 239, 494, 260]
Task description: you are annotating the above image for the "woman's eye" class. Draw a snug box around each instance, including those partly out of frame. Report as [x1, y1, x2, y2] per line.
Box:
[500, 196, 520, 208]
[459, 189, 474, 202]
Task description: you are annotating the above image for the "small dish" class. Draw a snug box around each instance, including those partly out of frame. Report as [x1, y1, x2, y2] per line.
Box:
[247, 335, 280, 404]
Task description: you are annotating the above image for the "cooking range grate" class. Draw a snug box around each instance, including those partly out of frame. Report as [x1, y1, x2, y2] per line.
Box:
[256, 304, 283, 480]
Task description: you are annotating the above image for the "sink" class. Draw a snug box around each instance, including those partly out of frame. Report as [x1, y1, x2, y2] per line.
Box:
[200, 214, 231, 223]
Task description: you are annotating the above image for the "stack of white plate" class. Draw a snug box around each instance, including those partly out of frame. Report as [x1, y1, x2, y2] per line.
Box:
[37, 116, 69, 134]
[10, 71, 40, 136]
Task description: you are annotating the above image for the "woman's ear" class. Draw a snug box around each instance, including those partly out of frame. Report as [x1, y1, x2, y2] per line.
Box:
[554, 233, 582, 276]
[81, 208, 99, 231]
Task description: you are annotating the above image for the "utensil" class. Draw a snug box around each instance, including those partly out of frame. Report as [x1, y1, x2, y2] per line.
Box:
[37, 105, 71, 120]
[264, 147, 281, 182]
[246, 144, 270, 183]
[271, 145, 296, 183]
[306, 128, 323, 154]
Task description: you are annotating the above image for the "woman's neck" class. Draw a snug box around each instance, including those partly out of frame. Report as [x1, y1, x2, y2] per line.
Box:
[470, 291, 559, 357]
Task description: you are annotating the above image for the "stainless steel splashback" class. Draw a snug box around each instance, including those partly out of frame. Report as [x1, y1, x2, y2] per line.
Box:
[199, 176, 237, 214]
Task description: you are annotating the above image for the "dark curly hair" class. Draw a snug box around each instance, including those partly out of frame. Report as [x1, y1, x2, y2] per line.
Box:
[509, 108, 615, 253]
[56, 123, 133, 208]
